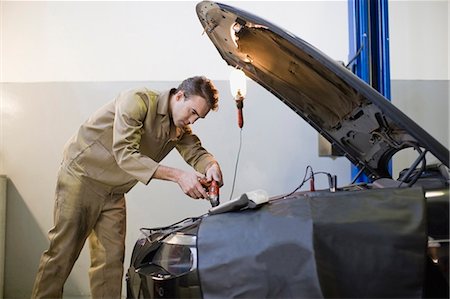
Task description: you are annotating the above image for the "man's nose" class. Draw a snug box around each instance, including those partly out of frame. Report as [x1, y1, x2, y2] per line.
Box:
[189, 115, 199, 124]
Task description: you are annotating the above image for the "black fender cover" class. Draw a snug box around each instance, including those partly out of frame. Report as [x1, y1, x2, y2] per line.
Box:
[197, 187, 426, 298]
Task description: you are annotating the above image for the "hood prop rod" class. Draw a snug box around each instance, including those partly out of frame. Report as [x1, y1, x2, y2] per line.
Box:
[399, 148, 428, 185]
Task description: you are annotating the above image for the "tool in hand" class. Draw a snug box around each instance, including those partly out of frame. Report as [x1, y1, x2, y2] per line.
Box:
[199, 179, 221, 207]
[208, 180, 220, 207]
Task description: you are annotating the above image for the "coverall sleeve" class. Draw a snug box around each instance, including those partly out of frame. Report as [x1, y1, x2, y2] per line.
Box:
[112, 91, 158, 184]
[176, 128, 217, 174]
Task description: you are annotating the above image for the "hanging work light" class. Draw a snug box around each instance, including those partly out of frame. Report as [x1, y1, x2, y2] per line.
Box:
[229, 68, 247, 128]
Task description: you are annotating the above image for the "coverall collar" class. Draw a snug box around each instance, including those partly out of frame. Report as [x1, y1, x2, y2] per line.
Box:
[157, 89, 184, 140]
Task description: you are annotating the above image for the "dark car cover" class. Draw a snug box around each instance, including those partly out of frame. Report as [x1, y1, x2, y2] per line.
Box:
[197, 187, 426, 298]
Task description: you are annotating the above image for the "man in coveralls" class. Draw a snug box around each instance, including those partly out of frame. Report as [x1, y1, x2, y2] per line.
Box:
[32, 76, 223, 298]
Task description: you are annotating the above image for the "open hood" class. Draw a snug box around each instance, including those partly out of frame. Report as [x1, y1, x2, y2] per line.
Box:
[196, 1, 449, 180]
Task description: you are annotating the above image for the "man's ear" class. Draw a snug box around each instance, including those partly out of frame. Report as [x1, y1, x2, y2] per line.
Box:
[175, 90, 184, 101]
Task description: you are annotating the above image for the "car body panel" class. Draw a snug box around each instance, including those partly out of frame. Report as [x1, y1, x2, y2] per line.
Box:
[197, 188, 426, 298]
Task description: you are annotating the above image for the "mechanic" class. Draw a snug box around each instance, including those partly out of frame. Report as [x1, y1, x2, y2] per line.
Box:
[31, 76, 223, 298]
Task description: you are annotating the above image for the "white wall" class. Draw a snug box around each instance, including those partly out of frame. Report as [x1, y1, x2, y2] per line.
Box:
[0, 0, 448, 298]
[3, 1, 448, 83]
[2, 1, 349, 82]
[388, 0, 449, 172]
[389, 0, 449, 80]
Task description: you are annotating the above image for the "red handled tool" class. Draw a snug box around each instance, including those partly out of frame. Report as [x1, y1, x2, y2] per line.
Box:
[208, 180, 220, 207]
[199, 179, 220, 207]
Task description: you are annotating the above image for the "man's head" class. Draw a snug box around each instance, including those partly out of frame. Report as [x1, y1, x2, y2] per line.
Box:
[170, 76, 219, 127]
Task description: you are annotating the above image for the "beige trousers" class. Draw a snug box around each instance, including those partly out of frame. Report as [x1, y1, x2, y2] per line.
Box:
[32, 167, 127, 298]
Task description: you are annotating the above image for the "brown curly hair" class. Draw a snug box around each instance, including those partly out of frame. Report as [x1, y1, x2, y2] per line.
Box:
[175, 76, 219, 111]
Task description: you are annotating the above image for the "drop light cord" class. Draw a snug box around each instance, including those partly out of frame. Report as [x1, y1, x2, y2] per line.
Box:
[229, 128, 243, 200]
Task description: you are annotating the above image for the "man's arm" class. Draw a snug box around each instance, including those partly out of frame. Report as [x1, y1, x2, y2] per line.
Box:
[175, 129, 223, 186]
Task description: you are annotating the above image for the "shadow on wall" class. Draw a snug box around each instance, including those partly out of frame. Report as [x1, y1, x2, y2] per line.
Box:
[4, 179, 84, 298]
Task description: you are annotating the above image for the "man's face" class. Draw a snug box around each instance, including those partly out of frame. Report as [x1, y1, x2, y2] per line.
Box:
[172, 91, 211, 127]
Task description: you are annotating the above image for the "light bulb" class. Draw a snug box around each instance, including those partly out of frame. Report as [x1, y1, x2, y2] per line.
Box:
[229, 68, 247, 99]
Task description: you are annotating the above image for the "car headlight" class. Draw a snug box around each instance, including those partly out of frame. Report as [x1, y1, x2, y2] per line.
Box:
[152, 233, 197, 276]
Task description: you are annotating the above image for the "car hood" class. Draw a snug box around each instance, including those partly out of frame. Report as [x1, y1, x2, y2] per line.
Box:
[196, 1, 449, 179]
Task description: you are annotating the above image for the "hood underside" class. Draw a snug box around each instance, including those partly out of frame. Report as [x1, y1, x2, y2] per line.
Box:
[196, 1, 449, 179]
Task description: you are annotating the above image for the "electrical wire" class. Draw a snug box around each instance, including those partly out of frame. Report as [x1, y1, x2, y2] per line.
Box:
[229, 128, 243, 200]
[271, 168, 337, 202]
[346, 37, 365, 69]
[279, 165, 314, 199]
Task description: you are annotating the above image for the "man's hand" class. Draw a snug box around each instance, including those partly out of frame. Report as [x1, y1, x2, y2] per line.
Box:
[153, 165, 208, 199]
[205, 162, 223, 187]
[177, 171, 209, 199]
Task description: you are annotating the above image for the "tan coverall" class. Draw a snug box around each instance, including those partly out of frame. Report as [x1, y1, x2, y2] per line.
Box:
[32, 88, 216, 298]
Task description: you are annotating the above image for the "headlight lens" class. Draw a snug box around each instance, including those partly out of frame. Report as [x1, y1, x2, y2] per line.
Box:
[152, 243, 196, 276]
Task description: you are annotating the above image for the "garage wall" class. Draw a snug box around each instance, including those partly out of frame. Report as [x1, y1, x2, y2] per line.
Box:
[2, 1, 350, 82]
[388, 0, 449, 172]
[1, 1, 448, 298]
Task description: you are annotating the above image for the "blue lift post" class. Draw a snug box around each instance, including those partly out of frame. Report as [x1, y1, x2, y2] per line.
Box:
[348, 0, 392, 183]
